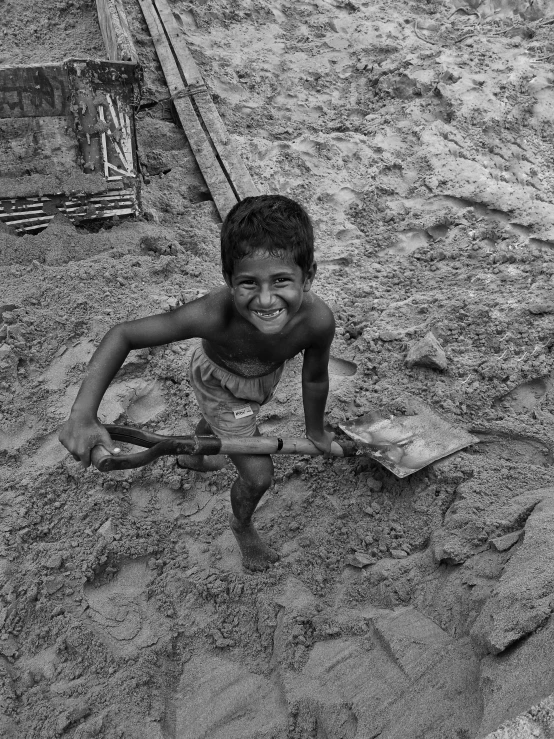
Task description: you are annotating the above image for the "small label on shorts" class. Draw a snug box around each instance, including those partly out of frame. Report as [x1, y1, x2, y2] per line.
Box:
[233, 405, 254, 419]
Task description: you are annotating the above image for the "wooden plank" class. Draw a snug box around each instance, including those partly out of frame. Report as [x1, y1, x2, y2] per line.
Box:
[152, 0, 259, 201]
[96, 0, 140, 63]
[113, 0, 140, 62]
[0, 64, 69, 118]
[0, 173, 107, 199]
[0, 188, 138, 234]
[137, 0, 237, 220]
[0, 117, 78, 178]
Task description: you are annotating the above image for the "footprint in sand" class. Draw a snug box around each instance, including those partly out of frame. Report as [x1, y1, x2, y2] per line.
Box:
[379, 228, 431, 256]
[56, 378, 165, 428]
[329, 356, 357, 377]
[84, 558, 169, 654]
[0, 414, 38, 453]
[130, 481, 218, 521]
[126, 379, 165, 423]
[29, 432, 68, 469]
[41, 340, 96, 392]
[494, 372, 554, 413]
[322, 186, 363, 213]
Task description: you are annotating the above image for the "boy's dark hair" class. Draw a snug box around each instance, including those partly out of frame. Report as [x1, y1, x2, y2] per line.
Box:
[221, 194, 314, 276]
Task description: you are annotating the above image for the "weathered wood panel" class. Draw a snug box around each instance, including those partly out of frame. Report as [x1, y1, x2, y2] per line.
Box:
[96, 0, 140, 63]
[0, 172, 108, 200]
[0, 189, 137, 234]
[0, 118, 77, 179]
[0, 60, 141, 119]
[138, 0, 238, 220]
[0, 65, 69, 118]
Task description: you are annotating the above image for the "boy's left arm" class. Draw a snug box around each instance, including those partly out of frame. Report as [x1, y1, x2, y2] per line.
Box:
[301, 310, 335, 453]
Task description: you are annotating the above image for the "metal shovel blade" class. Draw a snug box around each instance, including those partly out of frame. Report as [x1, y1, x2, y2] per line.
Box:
[339, 407, 479, 478]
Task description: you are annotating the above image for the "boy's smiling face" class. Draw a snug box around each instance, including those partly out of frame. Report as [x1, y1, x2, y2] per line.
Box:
[225, 248, 316, 334]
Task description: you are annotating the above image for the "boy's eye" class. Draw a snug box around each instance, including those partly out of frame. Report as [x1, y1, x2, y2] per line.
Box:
[275, 277, 291, 284]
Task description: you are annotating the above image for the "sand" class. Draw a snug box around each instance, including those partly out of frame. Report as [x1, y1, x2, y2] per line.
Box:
[1, 0, 554, 736]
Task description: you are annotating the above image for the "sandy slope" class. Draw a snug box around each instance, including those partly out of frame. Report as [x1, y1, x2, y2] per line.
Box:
[1, 0, 554, 736]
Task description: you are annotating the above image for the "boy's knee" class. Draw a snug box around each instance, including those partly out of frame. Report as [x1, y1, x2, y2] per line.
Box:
[242, 471, 273, 497]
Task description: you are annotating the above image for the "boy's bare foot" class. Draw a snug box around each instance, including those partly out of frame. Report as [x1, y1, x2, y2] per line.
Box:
[229, 514, 280, 572]
[176, 454, 228, 472]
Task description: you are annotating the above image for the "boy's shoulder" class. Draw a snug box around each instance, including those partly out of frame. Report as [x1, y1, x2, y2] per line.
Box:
[304, 292, 334, 321]
[190, 286, 232, 316]
[172, 286, 232, 335]
[299, 293, 335, 337]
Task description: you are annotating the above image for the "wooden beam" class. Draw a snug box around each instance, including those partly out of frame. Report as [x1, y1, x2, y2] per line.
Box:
[96, 0, 140, 63]
[152, 0, 259, 201]
[0, 188, 138, 234]
[137, 0, 238, 220]
[0, 64, 69, 118]
[0, 174, 107, 199]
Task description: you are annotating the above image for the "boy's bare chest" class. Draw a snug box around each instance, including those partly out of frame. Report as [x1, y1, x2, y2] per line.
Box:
[204, 325, 305, 377]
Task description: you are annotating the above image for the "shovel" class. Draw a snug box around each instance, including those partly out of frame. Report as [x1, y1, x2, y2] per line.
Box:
[90, 423, 410, 472]
[339, 406, 479, 478]
[91, 401, 476, 477]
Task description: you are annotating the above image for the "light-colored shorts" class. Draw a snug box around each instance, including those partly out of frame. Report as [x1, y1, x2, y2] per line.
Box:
[188, 344, 285, 437]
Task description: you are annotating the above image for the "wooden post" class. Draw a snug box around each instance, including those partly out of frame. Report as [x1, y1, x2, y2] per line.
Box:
[96, 0, 140, 63]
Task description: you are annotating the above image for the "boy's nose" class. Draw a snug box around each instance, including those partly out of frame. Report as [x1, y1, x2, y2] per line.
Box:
[258, 284, 274, 307]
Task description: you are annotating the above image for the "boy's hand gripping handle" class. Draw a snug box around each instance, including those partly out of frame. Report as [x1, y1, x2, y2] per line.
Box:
[91, 445, 114, 470]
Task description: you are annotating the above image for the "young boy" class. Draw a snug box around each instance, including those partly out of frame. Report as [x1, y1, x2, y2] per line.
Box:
[59, 195, 335, 571]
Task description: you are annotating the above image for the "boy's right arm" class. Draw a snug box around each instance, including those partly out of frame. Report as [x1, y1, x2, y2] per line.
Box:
[59, 324, 135, 467]
[59, 297, 217, 467]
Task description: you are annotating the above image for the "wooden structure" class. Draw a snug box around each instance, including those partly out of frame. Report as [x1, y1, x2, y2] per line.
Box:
[0, 0, 258, 236]
[96, 0, 140, 63]
[137, 0, 259, 219]
[0, 59, 141, 234]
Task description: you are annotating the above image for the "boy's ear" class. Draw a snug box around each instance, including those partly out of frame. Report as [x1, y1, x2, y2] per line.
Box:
[303, 262, 317, 292]
[222, 270, 233, 288]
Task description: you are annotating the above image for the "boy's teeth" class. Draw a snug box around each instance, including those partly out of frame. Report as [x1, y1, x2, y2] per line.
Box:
[255, 309, 281, 317]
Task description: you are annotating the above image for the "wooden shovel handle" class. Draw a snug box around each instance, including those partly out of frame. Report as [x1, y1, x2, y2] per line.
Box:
[219, 437, 348, 457]
[91, 424, 357, 472]
[91, 445, 115, 470]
